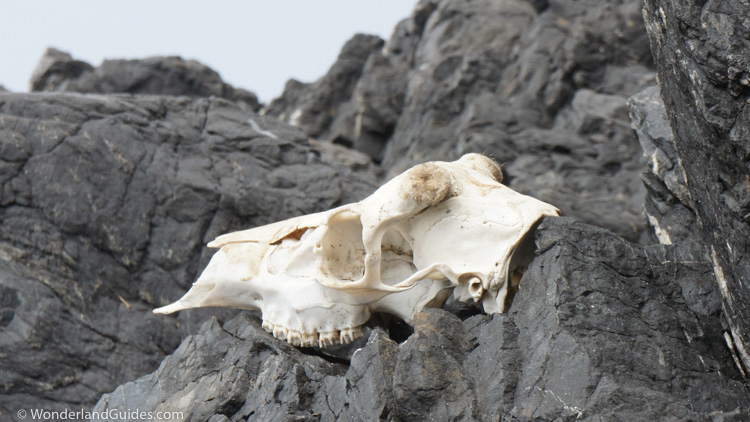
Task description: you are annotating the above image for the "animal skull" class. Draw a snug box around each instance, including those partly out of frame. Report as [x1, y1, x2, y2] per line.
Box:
[154, 154, 559, 348]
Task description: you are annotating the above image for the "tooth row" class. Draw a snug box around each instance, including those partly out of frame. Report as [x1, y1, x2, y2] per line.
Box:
[261, 320, 364, 348]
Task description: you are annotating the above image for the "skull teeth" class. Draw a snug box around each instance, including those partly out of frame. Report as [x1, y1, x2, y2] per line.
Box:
[287, 330, 302, 346]
[318, 331, 338, 348]
[340, 326, 364, 344]
[273, 325, 288, 340]
[300, 333, 318, 348]
[261, 320, 364, 348]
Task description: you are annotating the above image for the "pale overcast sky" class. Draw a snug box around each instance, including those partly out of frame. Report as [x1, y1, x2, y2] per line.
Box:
[0, 1, 417, 102]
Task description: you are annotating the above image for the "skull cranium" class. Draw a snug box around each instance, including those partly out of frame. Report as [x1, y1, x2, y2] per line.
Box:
[154, 154, 559, 347]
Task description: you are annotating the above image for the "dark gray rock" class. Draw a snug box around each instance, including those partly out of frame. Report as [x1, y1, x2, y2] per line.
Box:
[93, 315, 347, 421]
[30, 48, 94, 92]
[30, 48, 261, 111]
[628, 86, 699, 245]
[642, 0, 750, 375]
[5, 0, 750, 419]
[348, 53, 410, 162]
[93, 218, 750, 421]
[262, 34, 385, 145]
[508, 218, 747, 420]
[375, 0, 655, 242]
[266, 0, 657, 241]
[0, 92, 377, 419]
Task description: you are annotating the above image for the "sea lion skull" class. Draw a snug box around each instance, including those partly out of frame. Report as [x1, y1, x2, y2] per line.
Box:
[154, 154, 559, 347]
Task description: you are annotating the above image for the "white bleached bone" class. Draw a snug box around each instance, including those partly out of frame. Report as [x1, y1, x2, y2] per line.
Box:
[154, 154, 559, 347]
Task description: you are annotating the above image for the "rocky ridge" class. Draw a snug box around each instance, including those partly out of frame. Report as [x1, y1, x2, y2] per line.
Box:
[641, 0, 750, 377]
[94, 218, 747, 421]
[0, 92, 377, 419]
[1, 0, 749, 420]
[266, 0, 656, 242]
[31, 48, 261, 111]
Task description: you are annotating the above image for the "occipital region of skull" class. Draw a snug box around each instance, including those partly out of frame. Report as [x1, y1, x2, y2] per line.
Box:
[154, 154, 559, 348]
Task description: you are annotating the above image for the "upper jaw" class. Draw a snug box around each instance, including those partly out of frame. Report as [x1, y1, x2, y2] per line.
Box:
[154, 154, 559, 347]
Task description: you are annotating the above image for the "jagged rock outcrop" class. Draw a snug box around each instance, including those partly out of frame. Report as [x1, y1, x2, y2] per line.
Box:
[30, 48, 94, 92]
[0, 93, 377, 419]
[3, 0, 750, 420]
[30, 48, 261, 110]
[628, 86, 698, 245]
[642, 0, 750, 375]
[93, 218, 749, 420]
[262, 34, 386, 150]
[385, 0, 654, 243]
[266, 0, 656, 242]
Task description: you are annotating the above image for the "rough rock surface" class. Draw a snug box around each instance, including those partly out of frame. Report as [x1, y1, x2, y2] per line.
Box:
[642, 0, 750, 374]
[269, 0, 656, 242]
[3, 0, 750, 420]
[628, 86, 699, 246]
[94, 218, 750, 421]
[30, 48, 261, 111]
[263, 34, 385, 146]
[0, 93, 377, 419]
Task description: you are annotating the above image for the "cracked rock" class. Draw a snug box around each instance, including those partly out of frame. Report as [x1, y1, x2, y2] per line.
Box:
[267, 0, 657, 241]
[0, 92, 377, 419]
[4, 0, 750, 420]
[628, 85, 698, 246]
[92, 218, 750, 421]
[643, 0, 750, 375]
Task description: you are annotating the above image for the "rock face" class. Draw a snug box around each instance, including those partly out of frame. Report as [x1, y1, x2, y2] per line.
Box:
[94, 218, 749, 421]
[267, 0, 656, 242]
[263, 34, 386, 147]
[628, 86, 698, 246]
[642, 0, 750, 375]
[30, 48, 261, 110]
[0, 93, 377, 419]
[3, 0, 750, 420]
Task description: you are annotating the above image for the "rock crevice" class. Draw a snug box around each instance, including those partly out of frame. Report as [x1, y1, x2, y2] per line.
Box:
[2, 0, 750, 420]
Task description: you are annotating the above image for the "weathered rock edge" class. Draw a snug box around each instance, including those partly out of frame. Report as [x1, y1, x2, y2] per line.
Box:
[0, 92, 377, 418]
[93, 218, 749, 421]
[642, 0, 750, 374]
[265, 0, 656, 242]
[30, 47, 261, 111]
